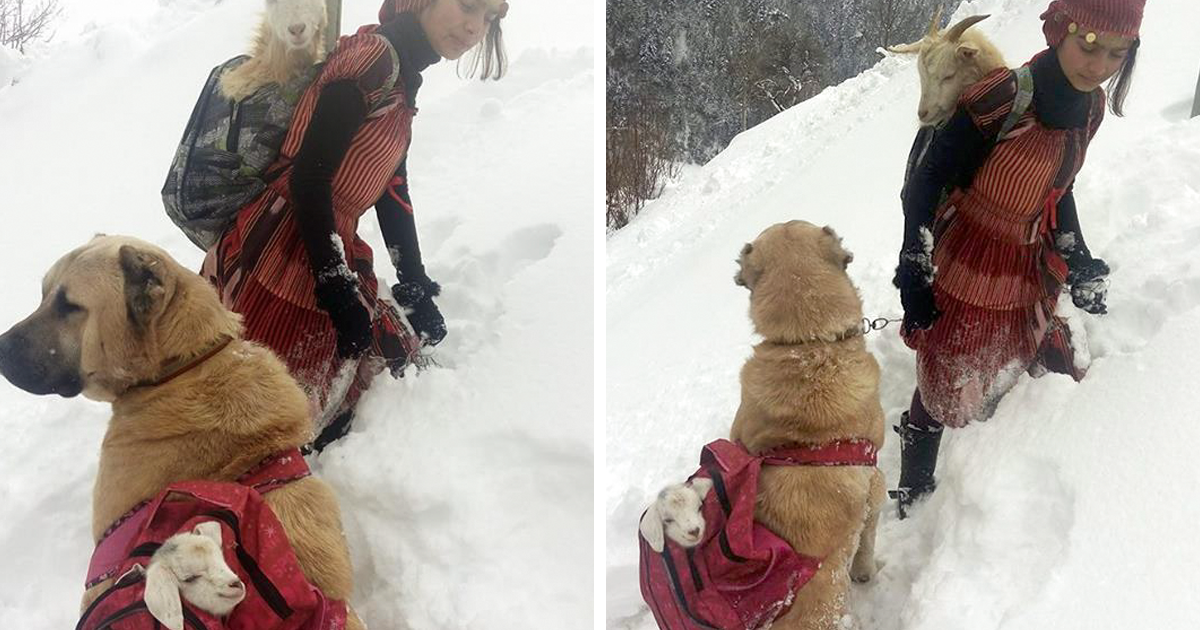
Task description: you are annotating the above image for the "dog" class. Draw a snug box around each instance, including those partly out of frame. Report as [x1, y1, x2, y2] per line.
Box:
[731, 221, 886, 629]
[0, 235, 364, 630]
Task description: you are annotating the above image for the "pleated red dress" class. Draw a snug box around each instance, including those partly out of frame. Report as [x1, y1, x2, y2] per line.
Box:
[905, 64, 1104, 427]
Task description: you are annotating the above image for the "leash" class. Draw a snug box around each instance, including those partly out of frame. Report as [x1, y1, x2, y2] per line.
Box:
[861, 316, 903, 335]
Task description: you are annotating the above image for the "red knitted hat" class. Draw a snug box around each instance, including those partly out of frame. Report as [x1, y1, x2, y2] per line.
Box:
[1040, 0, 1145, 46]
[379, 0, 434, 24]
[378, 0, 509, 24]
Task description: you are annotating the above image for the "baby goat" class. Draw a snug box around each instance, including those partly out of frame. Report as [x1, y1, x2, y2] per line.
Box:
[639, 478, 714, 552]
[144, 521, 246, 630]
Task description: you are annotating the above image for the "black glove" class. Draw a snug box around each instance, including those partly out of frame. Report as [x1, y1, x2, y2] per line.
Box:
[314, 272, 373, 359]
[1068, 257, 1109, 315]
[894, 251, 941, 334]
[392, 278, 447, 346]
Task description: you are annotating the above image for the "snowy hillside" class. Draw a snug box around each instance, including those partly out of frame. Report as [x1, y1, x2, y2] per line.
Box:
[0, 0, 593, 628]
[607, 0, 1200, 628]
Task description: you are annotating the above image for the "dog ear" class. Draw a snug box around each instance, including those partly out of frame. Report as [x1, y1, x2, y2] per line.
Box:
[639, 504, 666, 552]
[688, 477, 713, 500]
[734, 242, 756, 289]
[144, 562, 185, 630]
[119, 245, 167, 333]
[821, 226, 854, 270]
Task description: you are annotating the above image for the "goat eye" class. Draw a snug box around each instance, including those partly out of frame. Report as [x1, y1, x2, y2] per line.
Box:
[663, 518, 674, 524]
[181, 575, 200, 584]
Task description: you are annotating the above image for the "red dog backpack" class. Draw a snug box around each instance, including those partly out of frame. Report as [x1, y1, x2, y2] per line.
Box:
[75, 479, 346, 630]
[638, 438, 877, 630]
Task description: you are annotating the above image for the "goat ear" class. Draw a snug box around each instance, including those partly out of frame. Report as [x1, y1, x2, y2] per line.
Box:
[118, 245, 167, 333]
[192, 521, 223, 545]
[144, 563, 184, 630]
[688, 477, 714, 499]
[886, 40, 924, 54]
[639, 505, 666, 552]
[957, 42, 980, 59]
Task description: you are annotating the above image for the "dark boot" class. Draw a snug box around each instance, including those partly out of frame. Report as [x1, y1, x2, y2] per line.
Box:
[889, 389, 945, 519]
[306, 409, 356, 454]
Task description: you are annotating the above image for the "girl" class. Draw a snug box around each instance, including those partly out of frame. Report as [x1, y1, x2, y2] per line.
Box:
[204, 0, 510, 451]
[893, 0, 1143, 516]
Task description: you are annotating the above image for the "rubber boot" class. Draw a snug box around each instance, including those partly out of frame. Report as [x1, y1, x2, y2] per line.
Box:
[889, 410, 944, 519]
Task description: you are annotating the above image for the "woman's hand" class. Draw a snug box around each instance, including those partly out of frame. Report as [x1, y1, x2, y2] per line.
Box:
[895, 250, 941, 334]
[393, 277, 447, 346]
[314, 272, 373, 359]
[1068, 257, 1110, 315]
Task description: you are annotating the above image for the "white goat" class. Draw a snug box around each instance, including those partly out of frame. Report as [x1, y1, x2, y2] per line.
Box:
[639, 478, 714, 552]
[144, 522, 246, 630]
[888, 10, 1007, 126]
[220, 0, 328, 101]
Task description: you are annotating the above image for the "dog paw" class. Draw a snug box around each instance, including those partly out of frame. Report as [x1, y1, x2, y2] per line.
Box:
[849, 559, 880, 583]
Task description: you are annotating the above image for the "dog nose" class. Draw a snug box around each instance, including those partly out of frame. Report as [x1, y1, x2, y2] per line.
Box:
[289, 23, 306, 36]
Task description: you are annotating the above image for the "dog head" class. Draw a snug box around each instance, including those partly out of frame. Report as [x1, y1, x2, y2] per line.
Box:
[0, 235, 241, 402]
[734, 221, 862, 343]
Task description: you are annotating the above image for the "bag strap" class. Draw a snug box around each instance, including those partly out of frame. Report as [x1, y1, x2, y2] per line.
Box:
[998, 65, 1035, 140]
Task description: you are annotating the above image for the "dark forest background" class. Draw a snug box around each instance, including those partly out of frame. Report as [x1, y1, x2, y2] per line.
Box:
[606, 0, 960, 229]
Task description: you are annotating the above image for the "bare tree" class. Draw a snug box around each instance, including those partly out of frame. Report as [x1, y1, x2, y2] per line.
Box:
[868, 0, 903, 49]
[0, 0, 62, 53]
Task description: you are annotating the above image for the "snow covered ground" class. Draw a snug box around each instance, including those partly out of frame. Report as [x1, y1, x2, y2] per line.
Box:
[607, 0, 1200, 628]
[0, 0, 593, 628]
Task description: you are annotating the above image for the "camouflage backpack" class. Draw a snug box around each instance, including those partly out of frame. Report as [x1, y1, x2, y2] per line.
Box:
[161, 56, 321, 251]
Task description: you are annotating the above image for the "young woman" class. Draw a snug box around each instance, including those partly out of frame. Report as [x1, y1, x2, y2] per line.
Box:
[893, 0, 1143, 516]
[203, 0, 510, 451]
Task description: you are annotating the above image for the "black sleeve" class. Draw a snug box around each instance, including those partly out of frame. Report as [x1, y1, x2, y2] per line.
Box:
[289, 80, 369, 277]
[900, 107, 990, 255]
[1053, 187, 1093, 265]
[375, 159, 428, 283]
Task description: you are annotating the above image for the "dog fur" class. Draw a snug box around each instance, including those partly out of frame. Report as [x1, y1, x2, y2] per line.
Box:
[0, 235, 363, 630]
[730, 221, 886, 630]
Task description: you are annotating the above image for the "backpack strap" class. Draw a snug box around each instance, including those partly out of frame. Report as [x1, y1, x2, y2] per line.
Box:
[997, 66, 1034, 140]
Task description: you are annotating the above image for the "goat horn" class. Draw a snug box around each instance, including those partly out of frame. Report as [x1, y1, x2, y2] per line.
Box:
[927, 5, 943, 38]
[946, 14, 990, 42]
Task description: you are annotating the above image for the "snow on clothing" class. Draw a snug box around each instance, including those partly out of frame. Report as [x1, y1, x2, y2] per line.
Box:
[203, 15, 439, 419]
[899, 49, 1104, 428]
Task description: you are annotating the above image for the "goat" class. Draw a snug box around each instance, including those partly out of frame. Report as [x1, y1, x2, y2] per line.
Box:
[143, 522, 246, 630]
[219, 0, 327, 101]
[888, 9, 1007, 126]
[639, 478, 714, 552]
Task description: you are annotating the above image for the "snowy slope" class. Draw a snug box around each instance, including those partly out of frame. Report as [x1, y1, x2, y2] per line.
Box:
[607, 0, 1200, 628]
[0, 1, 593, 628]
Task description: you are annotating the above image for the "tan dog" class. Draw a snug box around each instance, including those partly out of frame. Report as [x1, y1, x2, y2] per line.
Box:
[731, 221, 886, 630]
[0, 235, 364, 630]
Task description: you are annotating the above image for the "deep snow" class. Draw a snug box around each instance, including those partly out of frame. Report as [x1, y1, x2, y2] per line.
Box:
[0, 0, 593, 628]
[607, 0, 1200, 628]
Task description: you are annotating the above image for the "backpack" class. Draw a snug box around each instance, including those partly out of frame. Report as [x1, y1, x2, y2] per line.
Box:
[161, 56, 322, 251]
[75, 480, 346, 630]
[638, 439, 877, 630]
[901, 65, 1035, 205]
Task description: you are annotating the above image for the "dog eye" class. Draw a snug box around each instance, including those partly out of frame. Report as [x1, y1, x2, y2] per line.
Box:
[54, 290, 83, 316]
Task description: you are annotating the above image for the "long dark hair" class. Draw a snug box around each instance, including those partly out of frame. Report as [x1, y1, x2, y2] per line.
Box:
[459, 18, 507, 80]
[1106, 37, 1139, 117]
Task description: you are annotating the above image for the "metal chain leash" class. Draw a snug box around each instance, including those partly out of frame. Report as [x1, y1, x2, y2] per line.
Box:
[861, 316, 903, 335]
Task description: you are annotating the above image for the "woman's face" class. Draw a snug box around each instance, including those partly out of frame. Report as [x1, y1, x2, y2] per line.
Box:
[419, 0, 504, 60]
[1056, 30, 1134, 92]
